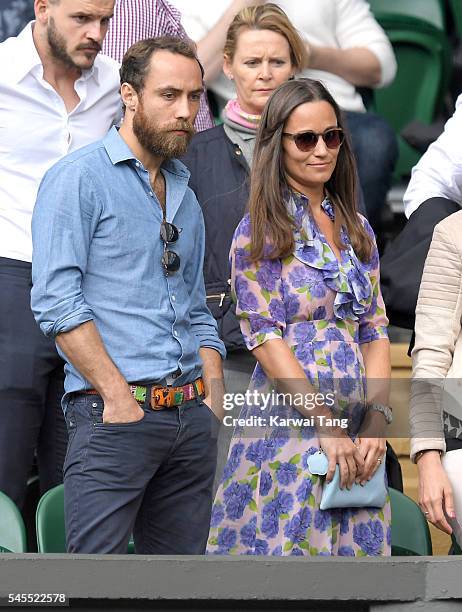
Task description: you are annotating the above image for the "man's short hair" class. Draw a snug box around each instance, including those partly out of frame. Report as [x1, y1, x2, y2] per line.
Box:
[120, 36, 204, 94]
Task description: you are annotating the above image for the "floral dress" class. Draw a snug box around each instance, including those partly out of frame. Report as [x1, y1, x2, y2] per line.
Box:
[207, 192, 391, 557]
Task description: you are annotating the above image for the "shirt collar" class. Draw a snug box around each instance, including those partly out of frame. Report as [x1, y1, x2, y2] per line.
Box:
[12, 21, 99, 85]
[290, 189, 335, 220]
[103, 126, 190, 180]
[11, 22, 42, 83]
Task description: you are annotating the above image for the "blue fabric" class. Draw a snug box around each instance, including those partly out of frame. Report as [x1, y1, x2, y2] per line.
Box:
[344, 111, 398, 229]
[0, 257, 67, 508]
[63, 394, 218, 553]
[31, 126, 225, 398]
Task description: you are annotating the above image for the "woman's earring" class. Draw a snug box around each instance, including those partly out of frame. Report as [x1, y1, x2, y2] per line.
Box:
[288, 74, 295, 81]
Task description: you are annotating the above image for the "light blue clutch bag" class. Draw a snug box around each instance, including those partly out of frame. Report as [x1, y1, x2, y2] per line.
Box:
[307, 450, 387, 510]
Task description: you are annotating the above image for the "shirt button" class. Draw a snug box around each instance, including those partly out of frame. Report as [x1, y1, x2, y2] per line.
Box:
[171, 295, 176, 302]
[149, 191, 153, 197]
[173, 330, 179, 337]
[136, 162, 140, 167]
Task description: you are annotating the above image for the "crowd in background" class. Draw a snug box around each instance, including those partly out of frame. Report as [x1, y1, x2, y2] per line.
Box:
[0, 0, 462, 557]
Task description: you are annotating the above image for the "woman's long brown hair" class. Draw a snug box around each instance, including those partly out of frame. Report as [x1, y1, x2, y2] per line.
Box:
[248, 79, 373, 263]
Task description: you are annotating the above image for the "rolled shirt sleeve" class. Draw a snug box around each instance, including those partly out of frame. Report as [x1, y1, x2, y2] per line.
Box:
[335, 0, 397, 88]
[403, 94, 462, 218]
[31, 161, 99, 338]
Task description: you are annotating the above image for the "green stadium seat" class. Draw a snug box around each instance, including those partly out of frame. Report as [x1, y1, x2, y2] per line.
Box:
[36, 484, 66, 553]
[389, 487, 432, 556]
[370, 16, 451, 179]
[0, 491, 27, 553]
[369, 0, 446, 30]
[36, 484, 135, 553]
[447, 0, 462, 37]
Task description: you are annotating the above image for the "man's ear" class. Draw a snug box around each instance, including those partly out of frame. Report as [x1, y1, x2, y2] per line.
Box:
[34, 0, 51, 25]
[120, 82, 139, 113]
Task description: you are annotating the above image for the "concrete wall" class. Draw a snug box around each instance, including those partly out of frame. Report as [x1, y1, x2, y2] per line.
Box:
[1, 555, 462, 610]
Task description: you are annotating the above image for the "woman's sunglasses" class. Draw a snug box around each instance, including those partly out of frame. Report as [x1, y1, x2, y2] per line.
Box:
[160, 220, 181, 273]
[283, 128, 344, 152]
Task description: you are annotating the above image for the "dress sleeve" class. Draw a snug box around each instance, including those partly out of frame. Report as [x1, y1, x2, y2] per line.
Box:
[230, 217, 286, 351]
[358, 216, 389, 344]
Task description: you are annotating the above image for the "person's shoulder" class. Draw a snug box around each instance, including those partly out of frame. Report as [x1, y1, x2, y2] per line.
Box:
[356, 212, 375, 236]
[93, 53, 120, 87]
[233, 213, 252, 242]
[44, 139, 109, 179]
[0, 29, 27, 79]
[181, 125, 227, 166]
[191, 124, 226, 145]
[435, 210, 462, 242]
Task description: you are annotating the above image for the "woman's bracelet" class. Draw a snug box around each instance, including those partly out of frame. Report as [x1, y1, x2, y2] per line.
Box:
[415, 449, 443, 464]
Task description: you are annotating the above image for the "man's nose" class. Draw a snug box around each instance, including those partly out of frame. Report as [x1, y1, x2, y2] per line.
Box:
[175, 96, 192, 120]
[86, 21, 105, 43]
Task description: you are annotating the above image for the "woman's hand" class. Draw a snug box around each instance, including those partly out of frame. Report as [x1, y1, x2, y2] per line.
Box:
[417, 451, 456, 535]
[319, 429, 365, 489]
[356, 410, 387, 484]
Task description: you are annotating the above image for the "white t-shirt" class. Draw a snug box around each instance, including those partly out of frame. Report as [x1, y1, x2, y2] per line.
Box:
[170, 0, 396, 112]
[0, 23, 122, 262]
[403, 95, 462, 218]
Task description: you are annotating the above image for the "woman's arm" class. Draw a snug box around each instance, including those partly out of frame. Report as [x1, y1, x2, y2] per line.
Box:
[358, 338, 390, 484]
[253, 338, 364, 489]
[411, 217, 462, 533]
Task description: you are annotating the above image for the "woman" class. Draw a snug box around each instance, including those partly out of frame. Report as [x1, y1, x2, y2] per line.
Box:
[410, 213, 462, 548]
[182, 3, 307, 352]
[207, 79, 391, 557]
[182, 4, 307, 491]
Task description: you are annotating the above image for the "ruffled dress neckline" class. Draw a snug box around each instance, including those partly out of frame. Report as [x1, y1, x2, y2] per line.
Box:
[286, 190, 373, 321]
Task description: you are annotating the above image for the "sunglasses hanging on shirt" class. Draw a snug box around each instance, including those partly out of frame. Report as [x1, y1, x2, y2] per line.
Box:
[160, 219, 181, 274]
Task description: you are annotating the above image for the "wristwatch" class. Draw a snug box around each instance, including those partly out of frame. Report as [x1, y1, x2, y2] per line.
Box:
[366, 403, 393, 424]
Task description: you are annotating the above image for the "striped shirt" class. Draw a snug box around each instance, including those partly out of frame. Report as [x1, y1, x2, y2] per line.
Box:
[102, 0, 214, 132]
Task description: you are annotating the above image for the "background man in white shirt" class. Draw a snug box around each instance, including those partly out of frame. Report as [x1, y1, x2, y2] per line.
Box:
[0, 0, 120, 510]
[404, 94, 462, 219]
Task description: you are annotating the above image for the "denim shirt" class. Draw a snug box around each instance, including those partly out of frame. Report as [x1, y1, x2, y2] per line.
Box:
[31, 126, 225, 396]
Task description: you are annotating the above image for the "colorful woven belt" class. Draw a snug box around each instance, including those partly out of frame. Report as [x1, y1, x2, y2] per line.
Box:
[86, 377, 205, 410]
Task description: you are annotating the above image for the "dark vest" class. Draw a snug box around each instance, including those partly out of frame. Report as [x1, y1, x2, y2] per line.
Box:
[182, 125, 250, 351]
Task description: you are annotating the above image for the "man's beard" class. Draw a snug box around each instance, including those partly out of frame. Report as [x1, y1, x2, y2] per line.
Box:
[132, 101, 195, 159]
[47, 17, 100, 70]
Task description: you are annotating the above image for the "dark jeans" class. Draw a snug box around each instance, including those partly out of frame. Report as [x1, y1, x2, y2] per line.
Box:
[63, 393, 218, 554]
[0, 257, 67, 509]
[345, 111, 399, 229]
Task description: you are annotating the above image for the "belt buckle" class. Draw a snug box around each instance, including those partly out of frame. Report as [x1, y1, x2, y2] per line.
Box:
[151, 385, 168, 410]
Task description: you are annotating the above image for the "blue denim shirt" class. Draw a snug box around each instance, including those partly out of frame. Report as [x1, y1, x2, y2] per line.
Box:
[31, 126, 225, 396]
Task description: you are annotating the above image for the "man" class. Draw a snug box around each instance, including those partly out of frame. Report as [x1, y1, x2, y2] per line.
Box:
[404, 94, 462, 219]
[31, 37, 225, 554]
[101, 0, 215, 132]
[0, 0, 120, 509]
[380, 95, 462, 332]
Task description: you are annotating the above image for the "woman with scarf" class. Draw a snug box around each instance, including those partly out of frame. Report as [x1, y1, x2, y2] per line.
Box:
[181, 3, 307, 488]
